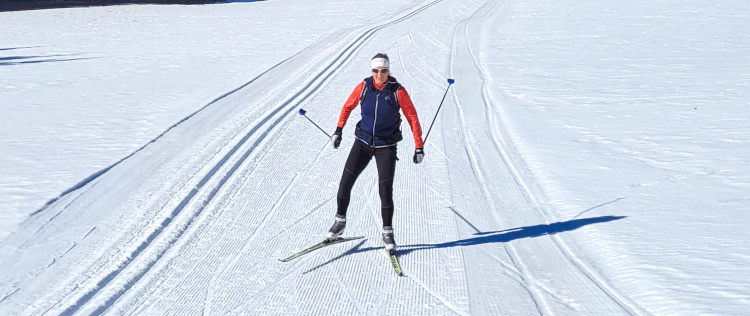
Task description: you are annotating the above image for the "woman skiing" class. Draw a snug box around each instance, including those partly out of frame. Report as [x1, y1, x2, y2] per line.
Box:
[326, 53, 425, 251]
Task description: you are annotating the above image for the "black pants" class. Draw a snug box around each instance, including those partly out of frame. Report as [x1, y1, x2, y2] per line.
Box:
[337, 140, 398, 227]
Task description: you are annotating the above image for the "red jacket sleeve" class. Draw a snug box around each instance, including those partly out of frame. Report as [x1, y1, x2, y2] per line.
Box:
[337, 82, 364, 128]
[397, 86, 424, 148]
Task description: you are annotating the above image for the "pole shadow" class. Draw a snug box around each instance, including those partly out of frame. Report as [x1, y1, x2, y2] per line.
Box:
[301, 215, 626, 273]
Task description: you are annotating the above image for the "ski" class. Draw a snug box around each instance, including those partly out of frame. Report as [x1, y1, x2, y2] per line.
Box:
[279, 236, 365, 262]
[388, 250, 404, 276]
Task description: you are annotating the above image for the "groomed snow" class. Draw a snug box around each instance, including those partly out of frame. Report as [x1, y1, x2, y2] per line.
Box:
[1, 0, 749, 315]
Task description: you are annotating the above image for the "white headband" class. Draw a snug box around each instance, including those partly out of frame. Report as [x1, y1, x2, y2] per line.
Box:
[371, 57, 389, 69]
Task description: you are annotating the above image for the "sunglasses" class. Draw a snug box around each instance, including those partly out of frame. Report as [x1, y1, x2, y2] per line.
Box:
[372, 68, 389, 74]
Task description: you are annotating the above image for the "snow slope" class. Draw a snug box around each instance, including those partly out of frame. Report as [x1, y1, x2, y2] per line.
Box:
[1, 0, 749, 315]
[0, 0, 425, 241]
[482, 1, 750, 314]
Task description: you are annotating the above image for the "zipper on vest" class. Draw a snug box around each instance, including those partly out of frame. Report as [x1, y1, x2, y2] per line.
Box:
[372, 92, 380, 146]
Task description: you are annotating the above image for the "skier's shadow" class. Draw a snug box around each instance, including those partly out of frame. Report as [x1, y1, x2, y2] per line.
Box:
[303, 215, 626, 274]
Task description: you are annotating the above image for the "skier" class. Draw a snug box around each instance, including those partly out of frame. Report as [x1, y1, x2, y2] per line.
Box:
[327, 53, 425, 251]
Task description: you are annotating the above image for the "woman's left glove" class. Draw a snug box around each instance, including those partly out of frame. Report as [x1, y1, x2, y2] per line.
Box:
[413, 148, 424, 164]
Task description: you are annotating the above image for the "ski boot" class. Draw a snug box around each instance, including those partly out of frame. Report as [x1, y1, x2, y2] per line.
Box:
[326, 215, 346, 240]
[382, 226, 396, 251]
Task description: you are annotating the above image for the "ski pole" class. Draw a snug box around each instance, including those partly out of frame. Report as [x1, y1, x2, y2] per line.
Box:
[298, 108, 331, 138]
[423, 78, 455, 143]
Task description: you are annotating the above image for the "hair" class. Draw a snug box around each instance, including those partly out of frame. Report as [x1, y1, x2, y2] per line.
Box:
[372, 53, 389, 60]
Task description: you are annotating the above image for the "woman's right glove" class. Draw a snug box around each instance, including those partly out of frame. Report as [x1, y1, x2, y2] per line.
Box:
[332, 127, 343, 149]
[413, 148, 424, 164]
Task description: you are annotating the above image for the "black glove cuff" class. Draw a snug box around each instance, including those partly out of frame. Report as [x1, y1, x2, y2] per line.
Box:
[334, 126, 343, 135]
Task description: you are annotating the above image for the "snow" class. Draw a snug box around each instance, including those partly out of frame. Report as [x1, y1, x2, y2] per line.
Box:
[1, 0, 749, 315]
[484, 1, 750, 314]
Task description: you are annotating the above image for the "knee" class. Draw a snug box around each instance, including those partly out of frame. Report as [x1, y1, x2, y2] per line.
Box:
[378, 179, 393, 201]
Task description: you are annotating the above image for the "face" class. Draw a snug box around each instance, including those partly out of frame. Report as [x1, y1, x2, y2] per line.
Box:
[372, 67, 389, 85]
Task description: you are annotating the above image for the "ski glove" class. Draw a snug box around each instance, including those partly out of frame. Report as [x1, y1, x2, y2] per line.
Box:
[413, 148, 424, 164]
[332, 127, 343, 149]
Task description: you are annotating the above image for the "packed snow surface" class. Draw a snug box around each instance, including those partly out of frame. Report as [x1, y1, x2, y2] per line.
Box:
[1, 0, 749, 315]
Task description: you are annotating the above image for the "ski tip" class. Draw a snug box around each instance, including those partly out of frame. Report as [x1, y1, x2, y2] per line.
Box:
[298, 108, 306, 115]
[447, 78, 455, 84]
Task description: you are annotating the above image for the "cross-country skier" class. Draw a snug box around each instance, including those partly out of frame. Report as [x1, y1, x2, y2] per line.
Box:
[327, 53, 425, 251]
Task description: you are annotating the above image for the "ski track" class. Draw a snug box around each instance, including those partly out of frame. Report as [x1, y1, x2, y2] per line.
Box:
[475, 1, 643, 314]
[58, 0, 451, 314]
[200, 139, 333, 304]
[0, 289, 20, 306]
[26, 50, 301, 219]
[263, 195, 335, 243]
[457, 0, 550, 312]
[448, 0, 649, 314]
[446, 2, 547, 314]
[407, 274, 466, 316]
[0, 0, 654, 314]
